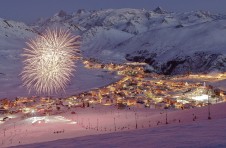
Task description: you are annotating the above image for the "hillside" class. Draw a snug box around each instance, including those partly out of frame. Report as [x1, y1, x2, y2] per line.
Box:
[13, 118, 226, 148]
[6, 102, 226, 148]
[35, 7, 226, 74]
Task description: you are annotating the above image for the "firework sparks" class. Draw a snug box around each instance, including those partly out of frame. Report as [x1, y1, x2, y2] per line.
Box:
[21, 28, 80, 95]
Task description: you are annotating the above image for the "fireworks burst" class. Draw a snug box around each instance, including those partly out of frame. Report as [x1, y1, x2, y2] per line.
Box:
[21, 28, 80, 95]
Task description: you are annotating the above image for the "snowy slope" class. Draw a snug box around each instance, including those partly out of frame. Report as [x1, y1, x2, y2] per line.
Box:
[13, 118, 226, 148]
[8, 102, 226, 148]
[0, 18, 35, 39]
[118, 19, 226, 74]
[35, 8, 226, 74]
[0, 19, 36, 99]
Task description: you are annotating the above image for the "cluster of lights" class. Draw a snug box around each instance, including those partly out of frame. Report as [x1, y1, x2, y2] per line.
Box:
[192, 94, 209, 101]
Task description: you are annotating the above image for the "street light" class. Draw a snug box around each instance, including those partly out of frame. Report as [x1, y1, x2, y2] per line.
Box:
[31, 109, 35, 114]
[31, 109, 36, 117]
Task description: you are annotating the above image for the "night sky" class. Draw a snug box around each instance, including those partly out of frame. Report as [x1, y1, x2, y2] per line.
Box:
[0, 0, 226, 23]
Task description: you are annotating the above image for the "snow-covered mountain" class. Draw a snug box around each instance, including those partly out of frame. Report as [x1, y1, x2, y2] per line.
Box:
[1, 7, 226, 97]
[0, 18, 35, 38]
[34, 7, 226, 74]
[0, 19, 37, 98]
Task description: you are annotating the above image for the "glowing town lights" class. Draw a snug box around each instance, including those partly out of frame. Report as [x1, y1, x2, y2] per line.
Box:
[192, 94, 208, 101]
[21, 28, 80, 95]
[31, 109, 35, 114]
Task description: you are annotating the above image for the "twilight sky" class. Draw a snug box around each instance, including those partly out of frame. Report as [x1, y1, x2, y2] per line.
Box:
[0, 0, 226, 23]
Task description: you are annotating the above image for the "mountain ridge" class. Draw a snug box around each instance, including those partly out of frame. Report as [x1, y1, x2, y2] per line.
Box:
[1, 7, 226, 76]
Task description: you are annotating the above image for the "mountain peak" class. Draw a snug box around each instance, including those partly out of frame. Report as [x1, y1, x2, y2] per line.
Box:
[153, 6, 166, 14]
[56, 10, 67, 17]
[76, 9, 86, 14]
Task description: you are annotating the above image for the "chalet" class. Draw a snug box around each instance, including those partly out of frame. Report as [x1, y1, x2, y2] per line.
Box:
[126, 98, 137, 106]
[155, 102, 167, 109]
[62, 101, 70, 107]
[101, 98, 115, 106]
[117, 103, 126, 109]
[0, 108, 8, 114]
[148, 103, 154, 109]
[174, 102, 183, 109]
[136, 103, 145, 108]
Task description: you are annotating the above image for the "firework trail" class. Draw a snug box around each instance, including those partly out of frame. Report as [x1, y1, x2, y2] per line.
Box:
[21, 28, 80, 95]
